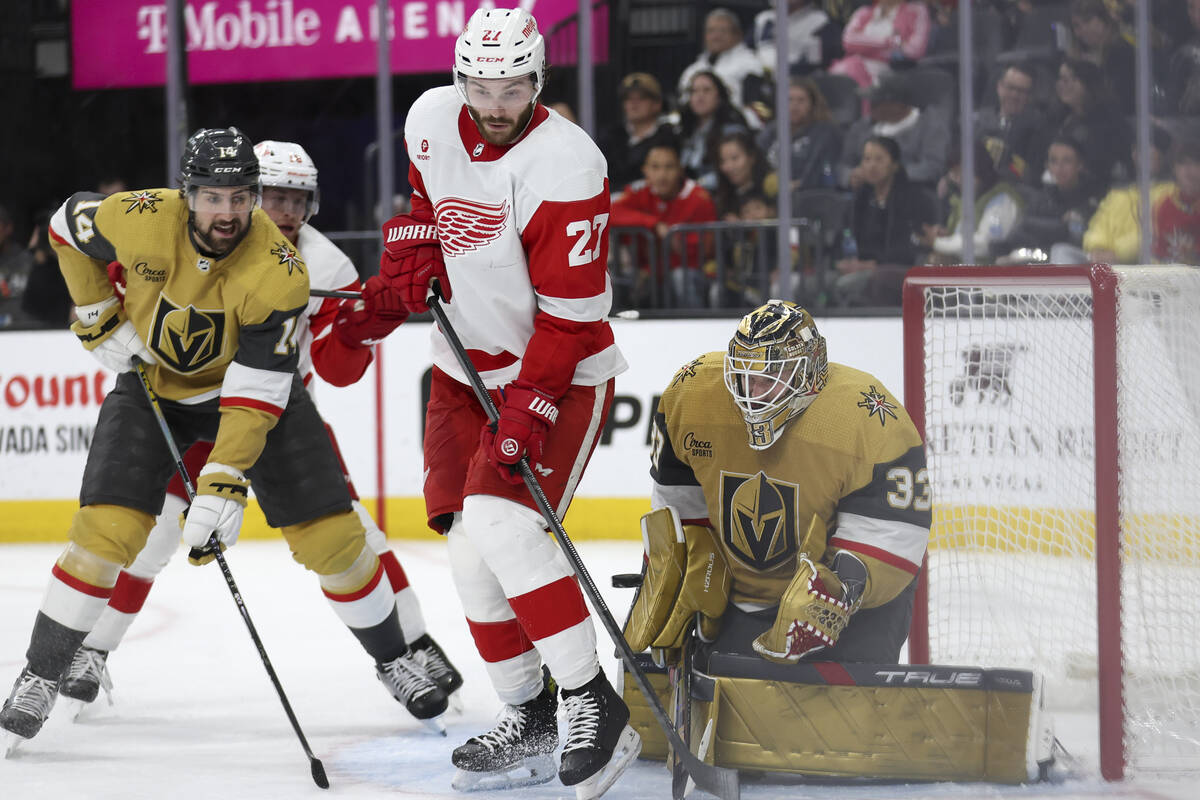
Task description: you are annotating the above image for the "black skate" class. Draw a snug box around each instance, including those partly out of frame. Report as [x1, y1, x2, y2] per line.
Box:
[558, 669, 642, 800]
[2, 667, 59, 752]
[376, 650, 448, 734]
[59, 646, 113, 709]
[450, 678, 559, 792]
[409, 633, 464, 697]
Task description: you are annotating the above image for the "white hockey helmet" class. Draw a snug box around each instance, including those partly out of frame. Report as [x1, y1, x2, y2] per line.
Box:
[452, 7, 546, 106]
[253, 140, 320, 221]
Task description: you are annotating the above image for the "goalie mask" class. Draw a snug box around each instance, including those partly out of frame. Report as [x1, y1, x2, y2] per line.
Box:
[453, 8, 546, 109]
[724, 299, 829, 450]
[254, 140, 319, 223]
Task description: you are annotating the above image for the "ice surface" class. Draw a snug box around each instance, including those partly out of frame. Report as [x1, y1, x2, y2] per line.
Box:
[2, 540, 1195, 800]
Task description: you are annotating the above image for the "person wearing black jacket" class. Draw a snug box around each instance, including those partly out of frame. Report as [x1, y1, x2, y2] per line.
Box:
[833, 135, 936, 307]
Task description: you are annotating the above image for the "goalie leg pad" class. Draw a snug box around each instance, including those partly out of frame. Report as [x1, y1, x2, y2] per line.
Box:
[688, 655, 1054, 783]
[623, 509, 731, 652]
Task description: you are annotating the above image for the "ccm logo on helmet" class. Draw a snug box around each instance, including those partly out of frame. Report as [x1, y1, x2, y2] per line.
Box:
[476, 57, 504, 62]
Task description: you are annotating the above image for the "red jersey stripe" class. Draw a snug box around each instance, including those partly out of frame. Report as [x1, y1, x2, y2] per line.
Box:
[51, 564, 113, 599]
[466, 617, 535, 663]
[507, 575, 590, 641]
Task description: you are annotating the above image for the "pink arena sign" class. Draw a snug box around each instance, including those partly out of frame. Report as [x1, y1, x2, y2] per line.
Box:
[72, 0, 599, 89]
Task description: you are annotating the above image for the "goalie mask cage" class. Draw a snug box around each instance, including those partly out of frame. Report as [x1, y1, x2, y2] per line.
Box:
[901, 264, 1200, 781]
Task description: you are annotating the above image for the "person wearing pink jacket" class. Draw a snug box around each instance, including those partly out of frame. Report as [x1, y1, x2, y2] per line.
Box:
[830, 0, 931, 88]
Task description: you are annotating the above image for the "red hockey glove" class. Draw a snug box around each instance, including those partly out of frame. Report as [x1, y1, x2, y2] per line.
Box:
[481, 381, 559, 484]
[379, 213, 450, 313]
[333, 277, 410, 348]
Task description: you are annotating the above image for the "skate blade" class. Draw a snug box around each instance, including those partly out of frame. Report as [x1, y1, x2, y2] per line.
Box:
[451, 754, 557, 792]
[421, 714, 447, 736]
[573, 725, 642, 800]
[448, 691, 465, 714]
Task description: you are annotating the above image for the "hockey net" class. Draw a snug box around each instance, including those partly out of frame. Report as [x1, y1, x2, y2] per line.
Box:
[902, 265, 1200, 780]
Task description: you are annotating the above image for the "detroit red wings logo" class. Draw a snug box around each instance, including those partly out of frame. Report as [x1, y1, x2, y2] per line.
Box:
[434, 197, 509, 256]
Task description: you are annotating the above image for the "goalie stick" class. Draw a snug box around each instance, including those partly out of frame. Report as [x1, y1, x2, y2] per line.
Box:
[132, 360, 330, 791]
[424, 289, 739, 800]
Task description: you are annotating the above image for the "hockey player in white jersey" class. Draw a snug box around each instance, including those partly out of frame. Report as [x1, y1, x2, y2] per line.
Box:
[54, 140, 461, 728]
[364, 8, 640, 798]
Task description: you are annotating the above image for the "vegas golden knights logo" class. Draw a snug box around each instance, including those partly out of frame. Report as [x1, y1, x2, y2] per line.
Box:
[149, 295, 225, 372]
[720, 470, 798, 570]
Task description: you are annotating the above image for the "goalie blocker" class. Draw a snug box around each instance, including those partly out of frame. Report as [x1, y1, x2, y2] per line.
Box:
[618, 654, 1055, 784]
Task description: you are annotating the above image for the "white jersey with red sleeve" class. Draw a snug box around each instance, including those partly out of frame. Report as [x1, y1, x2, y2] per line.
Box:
[294, 224, 371, 392]
[404, 86, 627, 398]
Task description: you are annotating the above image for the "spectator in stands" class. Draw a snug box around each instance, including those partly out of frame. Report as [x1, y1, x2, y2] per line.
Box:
[753, 0, 843, 75]
[975, 63, 1043, 184]
[0, 204, 34, 328]
[1153, 139, 1200, 264]
[1000, 136, 1102, 261]
[840, 72, 950, 189]
[830, 0, 932, 89]
[597, 72, 675, 195]
[713, 130, 779, 220]
[1081, 125, 1175, 264]
[717, 191, 779, 308]
[930, 139, 1026, 262]
[611, 138, 718, 308]
[758, 76, 842, 192]
[678, 70, 751, 192]
[1066, 0, 1135, 114]
[833, 135, 937, 307]
[1045, 58, 1131, 188]
[1166, 0, 1200, 115]
[677, 8, 767, 117]
[547, 99, 578, 124]
[19, 208, 71, 328]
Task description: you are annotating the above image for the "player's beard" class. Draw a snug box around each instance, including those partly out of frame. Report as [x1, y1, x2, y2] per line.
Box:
[191, 213, 251, 257]
[470, 103, 535, 146]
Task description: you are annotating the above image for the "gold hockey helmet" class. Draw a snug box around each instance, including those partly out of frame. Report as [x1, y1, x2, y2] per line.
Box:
[723, 299, 828, 450]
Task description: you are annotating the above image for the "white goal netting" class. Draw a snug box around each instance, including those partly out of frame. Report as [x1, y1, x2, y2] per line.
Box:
[915, 265, 1200, 776]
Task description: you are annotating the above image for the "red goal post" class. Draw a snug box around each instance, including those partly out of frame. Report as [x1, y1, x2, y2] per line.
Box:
[900, 264, 1200, 782]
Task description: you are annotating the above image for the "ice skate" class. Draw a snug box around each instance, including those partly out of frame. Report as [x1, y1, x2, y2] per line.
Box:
[60, 646, 114, 719]
[409, 633, 464, 711]
[1, 667, 60, 746]
[450, 679, 559, 792]
[376, 650, 448, 734]
[558, 669, 641, 800]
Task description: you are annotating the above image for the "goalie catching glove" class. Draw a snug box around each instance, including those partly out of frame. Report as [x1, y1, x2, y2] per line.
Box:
[481, 380, 558, 484]
[181, 463, 250, 566]
[71, 295, 156, 373]
[378, 212, 450, 313]
[752, 515, 863, 662]
[623, 507, 731, 656]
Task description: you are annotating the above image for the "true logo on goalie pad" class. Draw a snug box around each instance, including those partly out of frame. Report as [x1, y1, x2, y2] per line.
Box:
[720, 470, 799, 570]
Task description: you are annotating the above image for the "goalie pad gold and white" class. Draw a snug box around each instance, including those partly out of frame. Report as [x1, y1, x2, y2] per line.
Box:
[623, 507, 731, 653]
[621, 656, 1055, 784]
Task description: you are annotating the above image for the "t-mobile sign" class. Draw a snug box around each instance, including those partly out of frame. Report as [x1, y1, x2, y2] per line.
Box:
[72, 0, 603, 89]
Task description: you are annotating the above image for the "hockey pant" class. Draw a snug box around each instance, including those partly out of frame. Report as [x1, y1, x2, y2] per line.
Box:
[449, 494, 599, 706]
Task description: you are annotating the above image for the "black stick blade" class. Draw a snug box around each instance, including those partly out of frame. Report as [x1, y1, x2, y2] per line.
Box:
[311, 757, 330, 789]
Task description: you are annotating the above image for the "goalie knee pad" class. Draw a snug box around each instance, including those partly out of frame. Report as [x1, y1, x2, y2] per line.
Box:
[281, 509, 367, 575]
[67, 504, 157, 568]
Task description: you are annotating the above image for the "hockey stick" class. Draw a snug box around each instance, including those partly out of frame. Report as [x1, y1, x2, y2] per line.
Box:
[425, 290, 739, 800]
[132, 360, 330, 790]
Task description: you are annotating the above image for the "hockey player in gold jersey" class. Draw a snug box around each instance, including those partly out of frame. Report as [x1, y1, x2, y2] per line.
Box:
[0, 128, 447, 746]
[628, 298, 931, 665]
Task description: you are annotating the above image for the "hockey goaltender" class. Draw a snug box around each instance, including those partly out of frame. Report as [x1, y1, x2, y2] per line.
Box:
[618, 300, 1055, 784]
